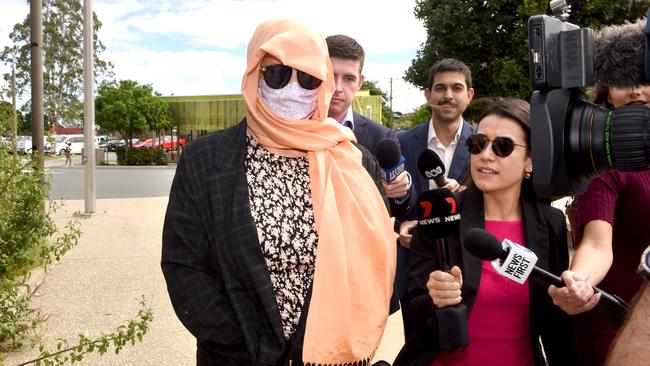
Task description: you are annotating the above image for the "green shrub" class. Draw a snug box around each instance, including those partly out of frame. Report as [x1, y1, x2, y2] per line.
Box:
[115, 147, 166, 166]
[0, 138, 81, 351]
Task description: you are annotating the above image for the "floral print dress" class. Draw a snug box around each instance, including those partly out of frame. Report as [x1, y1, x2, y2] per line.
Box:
[245, 134, 318, 340]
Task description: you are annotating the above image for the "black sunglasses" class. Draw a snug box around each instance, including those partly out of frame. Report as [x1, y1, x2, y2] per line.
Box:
[466, 134, 528, 158]
[259, 64, 322, 90]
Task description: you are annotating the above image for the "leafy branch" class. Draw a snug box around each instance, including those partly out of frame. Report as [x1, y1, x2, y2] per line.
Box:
[16, 296, 153, 366]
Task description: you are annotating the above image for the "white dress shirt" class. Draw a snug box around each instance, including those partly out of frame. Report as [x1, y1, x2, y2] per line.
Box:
[427, 119, 463, 189]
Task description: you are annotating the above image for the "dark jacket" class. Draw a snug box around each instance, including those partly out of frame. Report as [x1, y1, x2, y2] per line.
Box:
[351, 111, 396, 153]
[161, 119, 387, 365]
[392, 120, 475, 321]
[397, 120, 475, 204]
[394, 186, 577, 366]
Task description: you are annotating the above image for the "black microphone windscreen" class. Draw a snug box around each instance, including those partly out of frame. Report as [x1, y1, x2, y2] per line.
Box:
[594, 17, 647, 87]
[417, 149, 446, 181]
[375, 138, 402, 169]
[463, 228, 505, 261]
[646, 8, 650, 81]
[417, 188, 460, 238]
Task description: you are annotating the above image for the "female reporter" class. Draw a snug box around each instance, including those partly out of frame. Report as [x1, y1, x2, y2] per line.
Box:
[161, 18, 396, 365]
[547, 18, 650, 366]
[395, 98, 576, 366]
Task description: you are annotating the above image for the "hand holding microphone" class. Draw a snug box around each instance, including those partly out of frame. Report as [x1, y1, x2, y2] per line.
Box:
[548, 270, 601, 315]
[427, 265, 463, 308]
[416, 188, 468, 350]
[464, 228, 630, 326]
[417, 149, 464, 192]
[376, 138, 410, 199]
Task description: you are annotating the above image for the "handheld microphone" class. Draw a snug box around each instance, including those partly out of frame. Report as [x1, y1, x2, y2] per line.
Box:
[375, 138, 406, 182]
[417, 188, 467, 350]
[463, 228, 631, 326]
[417, 149, 446, 187]
[417, 189, 460, 271]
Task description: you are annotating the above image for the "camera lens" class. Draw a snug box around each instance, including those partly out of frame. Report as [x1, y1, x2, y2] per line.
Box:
[531, 89, 649, 197]
[568, 101, 650, 178]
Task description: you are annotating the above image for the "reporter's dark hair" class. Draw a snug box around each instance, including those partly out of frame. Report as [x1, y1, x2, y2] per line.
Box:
[465, 97, 544, 202]
[591, 82, 614, 108]
[477, 97, 531, 148]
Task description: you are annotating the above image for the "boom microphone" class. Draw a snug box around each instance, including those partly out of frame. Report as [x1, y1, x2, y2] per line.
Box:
[463, 228, 631, 326]
[416, 188, 467, 350]
[375, 138, 406, 182]
[417, 149, 446, 187]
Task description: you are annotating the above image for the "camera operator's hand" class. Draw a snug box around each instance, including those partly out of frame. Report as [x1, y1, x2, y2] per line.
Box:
[398, 220, 417, 248]
[427, 266, 463, 308]
[383, 171, 411, 199]
[548, 270, 601, 315]
[440, 178, 465, 193]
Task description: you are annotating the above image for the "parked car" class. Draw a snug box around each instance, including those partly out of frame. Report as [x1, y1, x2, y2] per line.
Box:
[3, 136, 52, 154]
[97, 135, 108, 150]
[132, 135, 186, 152]
[16, 135, 32, 154]
[106, 139, 127, 151]
[54, 134, 103, 155]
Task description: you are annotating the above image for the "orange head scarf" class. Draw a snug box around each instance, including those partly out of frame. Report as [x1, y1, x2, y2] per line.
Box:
[242, 19, 396, 365]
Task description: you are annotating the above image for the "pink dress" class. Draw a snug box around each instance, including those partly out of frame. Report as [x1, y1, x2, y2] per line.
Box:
[432, 220, 534, 366]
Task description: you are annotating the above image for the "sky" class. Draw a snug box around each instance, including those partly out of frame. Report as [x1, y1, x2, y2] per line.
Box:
[0, 0, 428, 114]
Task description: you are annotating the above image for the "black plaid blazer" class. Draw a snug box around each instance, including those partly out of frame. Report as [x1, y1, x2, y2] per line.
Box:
[161, 119, 388, 365]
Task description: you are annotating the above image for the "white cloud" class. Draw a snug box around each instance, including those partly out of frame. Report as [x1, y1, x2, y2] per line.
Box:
[104, 48, 247, 96]
[0, 0, 427, 113]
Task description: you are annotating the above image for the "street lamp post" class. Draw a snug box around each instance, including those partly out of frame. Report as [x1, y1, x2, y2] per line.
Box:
[82, 0, 96, 215]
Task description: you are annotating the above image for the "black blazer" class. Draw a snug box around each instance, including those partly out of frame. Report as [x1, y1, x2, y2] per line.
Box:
[352, 111, 396, 154]
[161, 119, 388, 365]
[394, 186, 577, 366]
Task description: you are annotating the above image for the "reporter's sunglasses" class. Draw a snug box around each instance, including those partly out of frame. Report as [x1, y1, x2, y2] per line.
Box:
[466, 134, 528, 158]
[259, 64, 322, 90]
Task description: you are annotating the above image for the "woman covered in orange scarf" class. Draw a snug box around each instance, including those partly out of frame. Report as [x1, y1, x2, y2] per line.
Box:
[162, 18, 397, 365]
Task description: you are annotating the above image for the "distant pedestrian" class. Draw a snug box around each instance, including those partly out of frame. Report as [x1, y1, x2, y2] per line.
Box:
[64, 142, 72, 166]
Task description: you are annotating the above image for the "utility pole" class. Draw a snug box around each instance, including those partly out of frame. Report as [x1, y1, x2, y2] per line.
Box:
[11, 64, 17, 142]
[30, 0, 44, 169]
[389, 77, 393, 111]
[83, 0, 96, 215]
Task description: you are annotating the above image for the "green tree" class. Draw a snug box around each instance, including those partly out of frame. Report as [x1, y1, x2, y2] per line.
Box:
[95, 80, 174, 147]
[361, 79, 394, 127]
[0, 101, 24, 135]
[406, 0, 650, 100]
[0, 0, 113, 127]
[409, 103, 431, 126]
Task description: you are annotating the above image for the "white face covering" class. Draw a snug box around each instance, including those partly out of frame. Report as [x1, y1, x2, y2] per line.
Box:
[258, 79, 319, 121]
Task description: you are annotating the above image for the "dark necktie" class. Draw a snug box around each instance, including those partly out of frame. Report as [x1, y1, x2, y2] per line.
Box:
[342, 120, 353, 130]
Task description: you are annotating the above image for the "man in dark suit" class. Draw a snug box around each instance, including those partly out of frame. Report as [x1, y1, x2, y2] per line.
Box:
[396, 58, 476, 338]
[325, 34, 412, 204]
[398, 58, 476, 202]
[326, 36, 414, 339]
[325, 35, 395, 152]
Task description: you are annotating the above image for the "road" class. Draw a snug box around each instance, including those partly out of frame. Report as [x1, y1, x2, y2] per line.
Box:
[48, 165, 177, 200]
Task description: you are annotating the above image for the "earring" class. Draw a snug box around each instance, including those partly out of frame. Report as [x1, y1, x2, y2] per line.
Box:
[525, 171, 532, 179]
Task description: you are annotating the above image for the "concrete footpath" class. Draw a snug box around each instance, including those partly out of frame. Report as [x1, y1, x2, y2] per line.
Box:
[2, 196, 405, 365]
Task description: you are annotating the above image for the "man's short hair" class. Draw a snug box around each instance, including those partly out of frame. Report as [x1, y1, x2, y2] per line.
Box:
[325, 34, 365, 72]
[427, 58, 472, 90]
